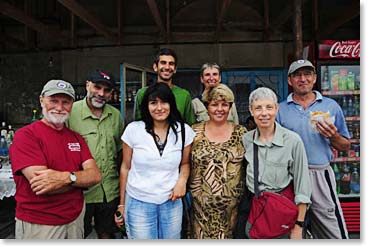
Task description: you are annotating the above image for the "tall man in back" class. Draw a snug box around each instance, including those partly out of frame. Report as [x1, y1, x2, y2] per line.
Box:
[134, 48, 195, 125]
[276, 59, 350, 239]
[10, 80, 101, 239]
[67, 70, 124, 239]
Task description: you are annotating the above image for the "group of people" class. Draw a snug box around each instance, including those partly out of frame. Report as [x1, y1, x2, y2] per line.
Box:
[9, 48, 351, 240]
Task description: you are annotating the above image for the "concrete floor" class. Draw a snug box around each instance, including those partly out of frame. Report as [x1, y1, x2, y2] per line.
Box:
[85, 228, 124, 239]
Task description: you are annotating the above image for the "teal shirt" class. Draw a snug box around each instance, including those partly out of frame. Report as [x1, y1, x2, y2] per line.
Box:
[242, 122, 312, 205]
[134, 85, 196, 125]
[67, 98, 124, 203]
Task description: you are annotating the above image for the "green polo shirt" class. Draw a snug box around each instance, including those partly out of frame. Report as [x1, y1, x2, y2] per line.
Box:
[67, 98, 124, 203]
[134, 85, 195, 125]
[242, 122, 312, 205]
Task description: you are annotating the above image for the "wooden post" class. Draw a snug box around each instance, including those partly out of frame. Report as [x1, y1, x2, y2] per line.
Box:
[118, 0, 124, 45]
[293, 0, 303, 59]
[166, 0, 170, 44]
[70, 13, 76, 47]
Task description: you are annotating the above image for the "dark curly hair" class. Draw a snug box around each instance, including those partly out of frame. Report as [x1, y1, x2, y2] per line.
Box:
[140, 83, 184, 143]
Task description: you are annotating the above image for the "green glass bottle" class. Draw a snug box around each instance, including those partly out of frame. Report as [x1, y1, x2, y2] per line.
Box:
[31, 109, 38, 123]
[332, 163, 341, 194]
[115, 211, 127, 238]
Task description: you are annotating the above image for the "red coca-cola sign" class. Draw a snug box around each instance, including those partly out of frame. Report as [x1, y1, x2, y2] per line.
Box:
[319, 40, 360, 59]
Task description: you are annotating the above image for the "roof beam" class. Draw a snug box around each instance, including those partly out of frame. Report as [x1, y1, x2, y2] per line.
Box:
[70, 12, 76, 47]
[57, 0, 118, 43]
[216, 0, 232, 34]
[315, 3, 359, 40]
[272, 0, 293, 30]
[166, 0, 171, 43]
[24, 0, 36, 49]
[263, 0, 270, 40]
[272, 0, 311, 31]
[146, 0, 166, 36]
[0, 33, 25, 48]
[117, 0, 124, 45]
[0, 1, 64, 39]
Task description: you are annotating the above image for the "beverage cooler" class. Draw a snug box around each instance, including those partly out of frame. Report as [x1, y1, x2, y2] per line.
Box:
[317, 40, 360, 233]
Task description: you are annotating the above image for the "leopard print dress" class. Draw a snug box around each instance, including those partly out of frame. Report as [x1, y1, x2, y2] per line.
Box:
[189, 122, 247, 239]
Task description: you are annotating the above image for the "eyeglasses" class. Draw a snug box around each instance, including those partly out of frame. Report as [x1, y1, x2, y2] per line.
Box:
[291, 71, 315, 79]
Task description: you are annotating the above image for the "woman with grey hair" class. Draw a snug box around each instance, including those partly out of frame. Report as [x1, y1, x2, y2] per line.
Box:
[235, 87, 311, 239]
[191, 62, 239, 124]
[189, 84, 247, 239]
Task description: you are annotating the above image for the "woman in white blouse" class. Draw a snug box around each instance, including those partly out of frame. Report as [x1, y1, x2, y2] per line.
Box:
[115, 83, 195, 239]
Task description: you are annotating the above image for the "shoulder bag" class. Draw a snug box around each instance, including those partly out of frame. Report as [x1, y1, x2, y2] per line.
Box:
[245, 142, 298, 239]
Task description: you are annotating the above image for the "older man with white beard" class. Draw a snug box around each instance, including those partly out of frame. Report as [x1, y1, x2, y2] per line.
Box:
[67, 70, 124, 239]
[9, 80, 102, 239]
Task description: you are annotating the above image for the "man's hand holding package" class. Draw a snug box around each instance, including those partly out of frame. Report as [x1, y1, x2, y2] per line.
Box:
[310, 111, 351, 152]
[316, 120, 338, 139]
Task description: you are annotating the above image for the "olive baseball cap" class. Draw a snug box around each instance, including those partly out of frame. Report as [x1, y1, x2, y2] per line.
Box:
[41, 80, 75, 99]
[288, 59, 315, 76]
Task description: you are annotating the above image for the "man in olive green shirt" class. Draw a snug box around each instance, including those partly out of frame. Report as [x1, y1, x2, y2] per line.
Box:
[134, 48, 195, 125]
[67, 70, 124, 239]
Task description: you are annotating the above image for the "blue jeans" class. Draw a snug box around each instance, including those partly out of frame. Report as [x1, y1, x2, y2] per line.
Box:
[124, 193, 183, 239]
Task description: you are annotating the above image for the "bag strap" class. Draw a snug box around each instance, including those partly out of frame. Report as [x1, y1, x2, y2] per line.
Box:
[253, 138, 260, 198]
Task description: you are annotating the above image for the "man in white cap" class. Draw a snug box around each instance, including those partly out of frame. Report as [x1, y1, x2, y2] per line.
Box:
[9, 80, 101, 239]
[276, 59, 350, 239]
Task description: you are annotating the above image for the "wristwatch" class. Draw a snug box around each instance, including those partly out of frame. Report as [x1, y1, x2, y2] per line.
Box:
[69, 172, 77, 185]
[295, 220, 305, 228]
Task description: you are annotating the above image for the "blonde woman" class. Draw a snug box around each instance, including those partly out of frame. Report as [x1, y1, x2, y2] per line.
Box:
[189, 84, 247, 239]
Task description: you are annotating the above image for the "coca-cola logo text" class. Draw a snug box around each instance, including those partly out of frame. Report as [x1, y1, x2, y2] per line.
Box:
[329, 41, 360, 58]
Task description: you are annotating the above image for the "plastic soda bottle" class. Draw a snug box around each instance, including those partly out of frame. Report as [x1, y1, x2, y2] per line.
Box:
[347, 71, 355, 90]
[347, 97, 354, 116]
[354, 95, 359, 116]
[350, 165, 360, 194]
[0, 122, 7, 137]
[0, 135, 8, 157]
[340, 162, 351, 194]
[321, 68, 330, 91]
[338, 69, 348, 91]
[341, 96, 348, 116]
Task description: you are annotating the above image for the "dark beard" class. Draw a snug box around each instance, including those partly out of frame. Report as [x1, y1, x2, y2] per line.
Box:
[158, 70, 174, 82]
[158, 75, 172, 82]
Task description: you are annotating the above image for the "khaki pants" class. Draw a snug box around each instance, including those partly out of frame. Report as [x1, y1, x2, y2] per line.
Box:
[15, 203, 85, 239]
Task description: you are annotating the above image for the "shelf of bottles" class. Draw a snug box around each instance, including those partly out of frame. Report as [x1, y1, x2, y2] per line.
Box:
[0, 122, 15, 168]
[120, 63, 156, 126]
[320, 64, 360, 198]
[123, 66, 145, 125]
[125, 81, 141, 105]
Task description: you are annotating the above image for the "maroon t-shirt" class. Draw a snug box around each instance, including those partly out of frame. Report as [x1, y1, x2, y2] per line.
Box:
[9, 120, 93, 225]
